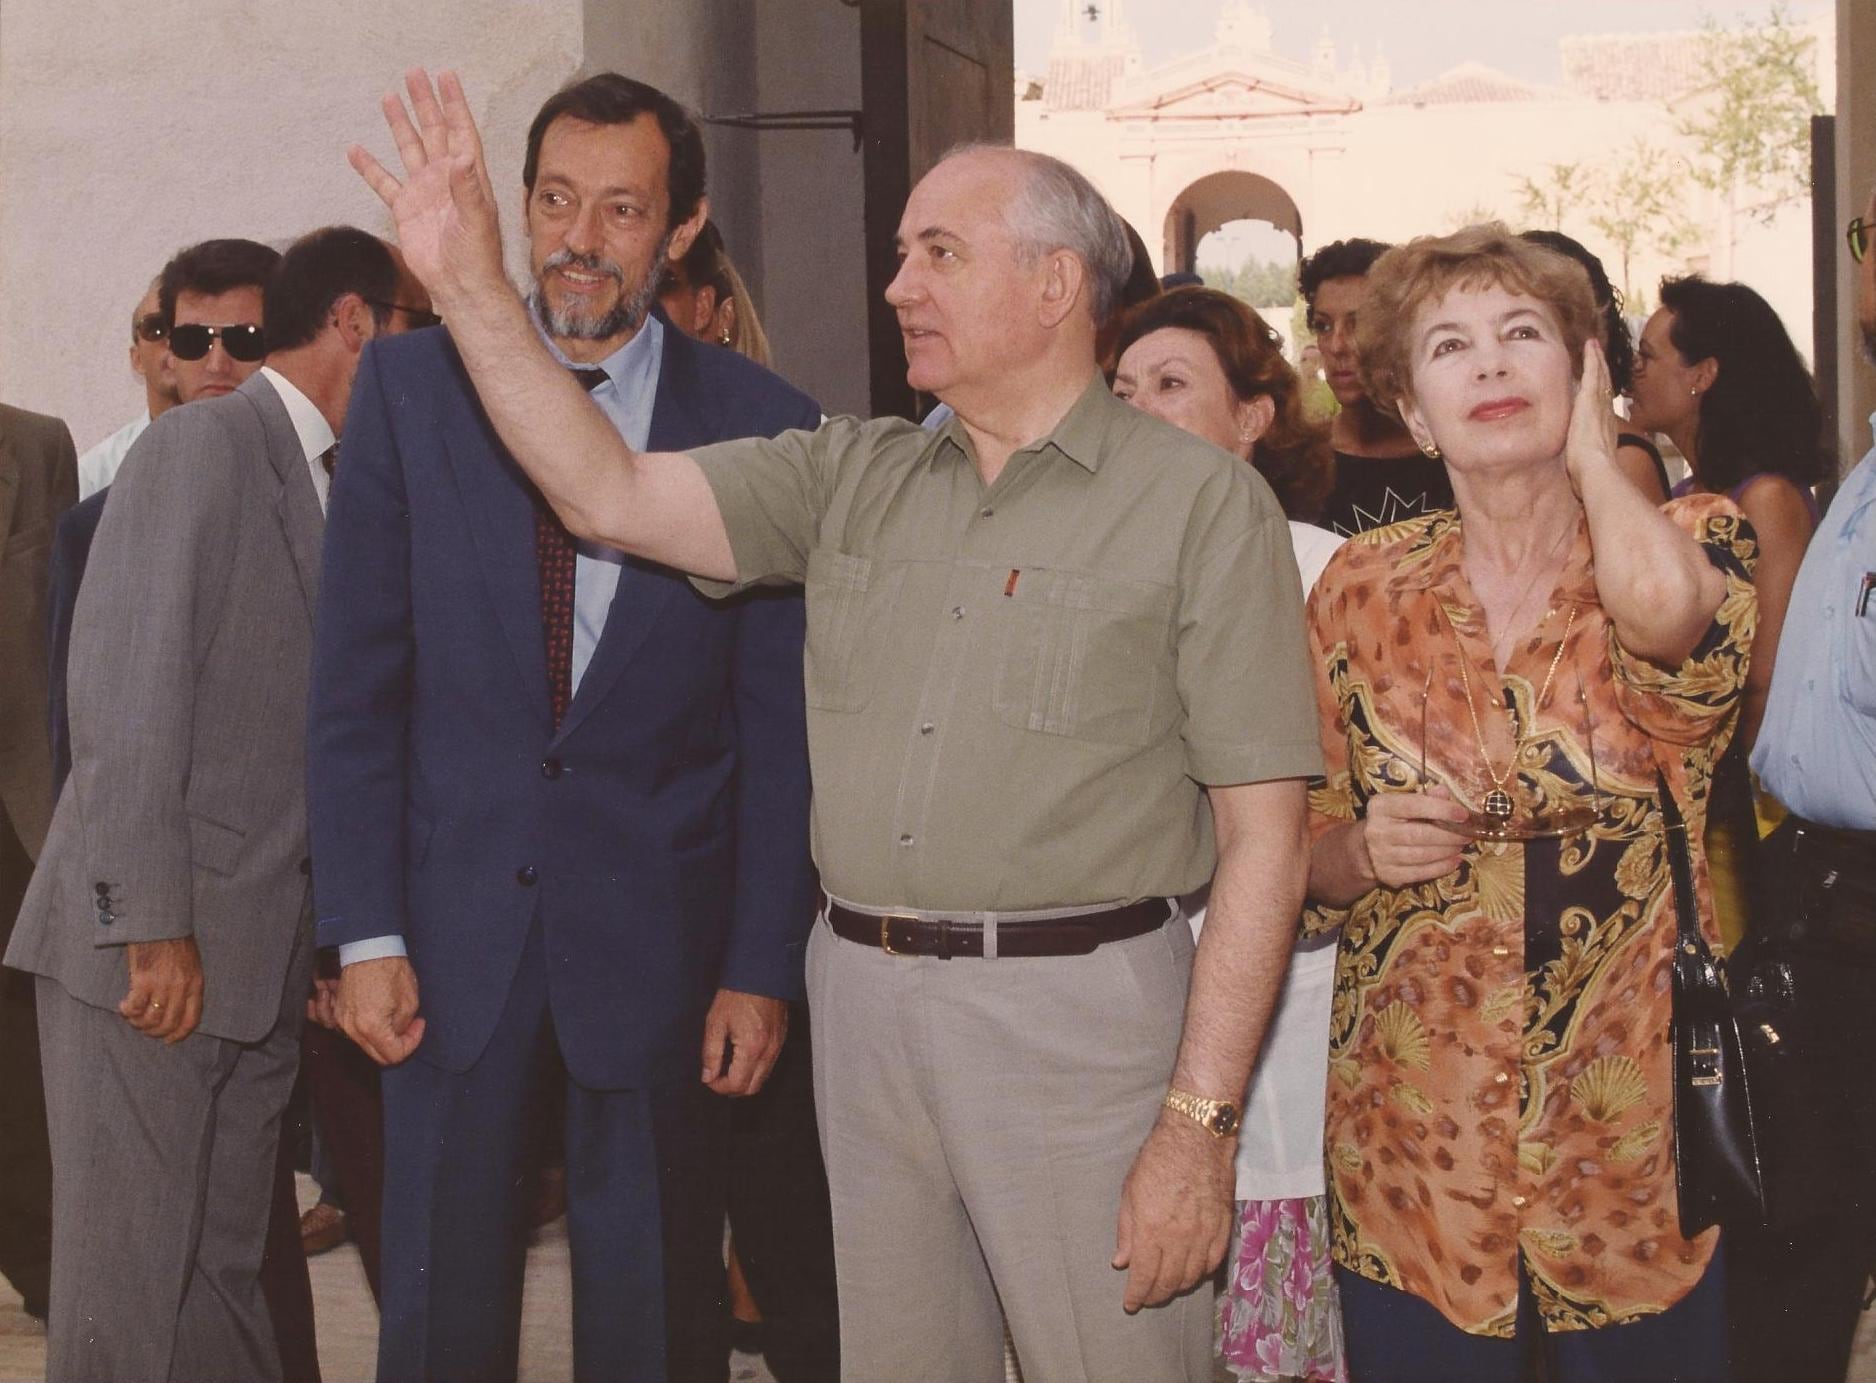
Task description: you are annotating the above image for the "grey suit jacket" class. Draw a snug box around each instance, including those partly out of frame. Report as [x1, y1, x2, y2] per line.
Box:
[0, 403, 77, 864]
[6, 374, 323, 1043]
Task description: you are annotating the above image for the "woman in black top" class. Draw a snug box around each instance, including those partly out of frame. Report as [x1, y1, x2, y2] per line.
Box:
[1302, 238, 1455, 535]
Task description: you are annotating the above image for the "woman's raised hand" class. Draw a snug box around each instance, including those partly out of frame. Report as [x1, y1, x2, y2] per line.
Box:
[349, 69, 505, 311]
[1564, 338, 1620, 494]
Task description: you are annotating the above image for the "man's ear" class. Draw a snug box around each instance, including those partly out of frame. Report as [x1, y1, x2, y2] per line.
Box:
[332, 293, 376, 352]
[1037, 249, 1086, 331]
[665, 195, 710, 266]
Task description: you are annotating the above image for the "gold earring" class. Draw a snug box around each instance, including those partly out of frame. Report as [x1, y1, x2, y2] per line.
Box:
[719, 329, 732, 346]
[1422, 442, 1442, 459]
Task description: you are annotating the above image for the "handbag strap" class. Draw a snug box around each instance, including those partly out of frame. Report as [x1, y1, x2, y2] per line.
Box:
[1657, 770, 1702, 954]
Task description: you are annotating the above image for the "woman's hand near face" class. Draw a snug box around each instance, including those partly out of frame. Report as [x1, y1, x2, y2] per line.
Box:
[1564, 340, 1621, 495]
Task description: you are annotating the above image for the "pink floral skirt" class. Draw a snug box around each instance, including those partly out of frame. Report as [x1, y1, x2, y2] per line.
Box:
[1216, 1196, 1347, 1382]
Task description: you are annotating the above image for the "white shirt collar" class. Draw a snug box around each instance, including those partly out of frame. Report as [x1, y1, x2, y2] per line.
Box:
[259, 365, 337, 513]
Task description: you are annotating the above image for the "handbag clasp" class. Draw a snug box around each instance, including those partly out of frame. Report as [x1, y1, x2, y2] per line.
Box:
[1690, 1044, 1724, 1087]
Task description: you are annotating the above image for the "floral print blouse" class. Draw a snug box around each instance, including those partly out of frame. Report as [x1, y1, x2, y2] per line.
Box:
[1303, 495, 1757, 1337]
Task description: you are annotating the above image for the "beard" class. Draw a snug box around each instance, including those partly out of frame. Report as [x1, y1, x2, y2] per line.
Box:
[530, 237, 670, 343]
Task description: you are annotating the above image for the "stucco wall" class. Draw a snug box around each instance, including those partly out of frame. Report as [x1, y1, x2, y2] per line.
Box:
[1, 0, 872, 451]
[0, 0, 585, 452]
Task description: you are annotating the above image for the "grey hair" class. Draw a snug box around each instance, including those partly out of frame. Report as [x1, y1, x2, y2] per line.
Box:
[942, 142, 1133, 325]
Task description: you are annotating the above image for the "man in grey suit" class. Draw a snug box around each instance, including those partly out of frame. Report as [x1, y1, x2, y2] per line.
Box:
[0, 400, 76, 1326]
[5, 226, 429, 1383]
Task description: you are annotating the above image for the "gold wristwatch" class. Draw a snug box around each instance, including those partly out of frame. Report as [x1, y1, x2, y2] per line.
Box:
[1162, 1088, 1242, 1138]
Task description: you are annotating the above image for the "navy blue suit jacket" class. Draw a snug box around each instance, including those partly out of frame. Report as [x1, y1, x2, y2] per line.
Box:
[307, 321, 821, 1088]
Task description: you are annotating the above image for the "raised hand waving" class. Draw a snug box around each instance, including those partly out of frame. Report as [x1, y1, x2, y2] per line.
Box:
[349, 69, 506, 310]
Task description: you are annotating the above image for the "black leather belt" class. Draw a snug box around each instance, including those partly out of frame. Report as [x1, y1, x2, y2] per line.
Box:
[1784, 816, 1876, 893]
[826, 898, 1173, 959]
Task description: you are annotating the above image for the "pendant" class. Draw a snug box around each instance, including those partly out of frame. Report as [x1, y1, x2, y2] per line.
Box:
[1483, 788, 1515, 821]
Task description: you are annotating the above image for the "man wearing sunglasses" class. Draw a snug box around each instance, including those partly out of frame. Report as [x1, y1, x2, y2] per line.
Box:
[75, 278, 182, 499]
[156, 237, 280, 405]
[7, 225, 429, 1383]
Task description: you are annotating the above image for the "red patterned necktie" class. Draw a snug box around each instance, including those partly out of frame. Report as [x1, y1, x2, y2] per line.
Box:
[536, 365, 608, 727]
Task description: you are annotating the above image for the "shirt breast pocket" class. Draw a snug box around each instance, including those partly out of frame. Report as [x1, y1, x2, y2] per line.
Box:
[992, 570, 1174, 747]
[804, 548, 899, 713]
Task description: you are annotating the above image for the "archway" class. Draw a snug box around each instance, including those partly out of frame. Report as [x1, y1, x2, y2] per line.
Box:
[1161, 168, 1303, 275]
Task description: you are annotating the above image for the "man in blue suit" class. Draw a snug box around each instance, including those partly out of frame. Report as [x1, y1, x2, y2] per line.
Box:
[307, 74, 819, 1383]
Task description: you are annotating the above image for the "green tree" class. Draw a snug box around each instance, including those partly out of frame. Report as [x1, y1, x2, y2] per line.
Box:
[1586, 139, 1701, 302]
[1198, 257, 1297, 307]
[1513, 162, 1591, 232]
[1443, 203, 1502, 234]
[1676, 1, 1824, 267]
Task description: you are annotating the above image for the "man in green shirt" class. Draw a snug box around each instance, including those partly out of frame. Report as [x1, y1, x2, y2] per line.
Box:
[348, 70, 1320, 1380]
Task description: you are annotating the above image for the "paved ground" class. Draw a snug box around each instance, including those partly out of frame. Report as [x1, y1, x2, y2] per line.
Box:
[0, 1175, 778, 1383]
[5, 1198, 1876, 1382]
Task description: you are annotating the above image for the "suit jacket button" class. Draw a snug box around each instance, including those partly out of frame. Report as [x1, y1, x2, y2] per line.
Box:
[517, 865, 538, 887]
[541, 758, 562, 780]
[99, 912, 114, 926]
[94, 882, 110, 897]
[299, 857, 312, 876]
[95, 896, 110, 912]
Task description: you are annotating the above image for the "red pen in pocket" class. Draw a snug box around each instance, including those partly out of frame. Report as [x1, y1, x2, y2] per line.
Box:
[1004, 569, 1021, 597]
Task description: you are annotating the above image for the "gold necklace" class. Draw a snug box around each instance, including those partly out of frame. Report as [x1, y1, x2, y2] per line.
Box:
[1447, 603, 1578, 823]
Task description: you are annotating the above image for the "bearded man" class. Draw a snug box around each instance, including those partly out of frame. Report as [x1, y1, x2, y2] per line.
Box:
[307, 73, 820, 1382]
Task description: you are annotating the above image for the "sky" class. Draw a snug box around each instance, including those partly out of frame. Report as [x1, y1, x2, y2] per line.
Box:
[1013, 0, 1829, 91]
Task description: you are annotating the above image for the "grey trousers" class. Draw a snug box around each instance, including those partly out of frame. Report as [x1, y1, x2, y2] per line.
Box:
[36, 941, 307, 1383]
[807, 909, 1213, 1383]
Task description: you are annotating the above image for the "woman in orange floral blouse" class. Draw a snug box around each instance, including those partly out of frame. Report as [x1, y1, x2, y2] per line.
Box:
[1302, 226, 1755, 1382]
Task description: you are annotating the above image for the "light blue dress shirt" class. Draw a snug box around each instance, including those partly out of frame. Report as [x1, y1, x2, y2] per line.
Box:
[1750, 419, 1876, 829]
[544, 317, 663, 694]
[339, 317, 666, 967]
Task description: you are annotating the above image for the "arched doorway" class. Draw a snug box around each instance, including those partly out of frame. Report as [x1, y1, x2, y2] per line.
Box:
[1162, 169, 1302, 275]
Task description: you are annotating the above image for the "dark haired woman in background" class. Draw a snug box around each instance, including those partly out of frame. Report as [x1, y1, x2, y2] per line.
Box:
[1520, 231, 1669, 504]
[1628, 276, 1825, 949]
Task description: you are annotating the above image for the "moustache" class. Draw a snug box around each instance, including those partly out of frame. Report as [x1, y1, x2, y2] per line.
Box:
[542, 249, 625, 284]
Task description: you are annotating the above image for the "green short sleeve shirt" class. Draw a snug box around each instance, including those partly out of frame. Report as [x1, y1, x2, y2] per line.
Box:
[690, 374, 1321, 910]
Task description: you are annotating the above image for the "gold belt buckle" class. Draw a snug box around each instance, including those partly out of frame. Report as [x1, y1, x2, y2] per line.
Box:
[880, 914, 910, 955]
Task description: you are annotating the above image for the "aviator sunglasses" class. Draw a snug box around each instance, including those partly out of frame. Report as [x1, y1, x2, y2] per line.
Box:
[169, 322, 267, 362]
[133, 313, 168, 344]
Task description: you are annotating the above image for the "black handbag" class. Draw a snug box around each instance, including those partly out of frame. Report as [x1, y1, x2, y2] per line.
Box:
[1662, 772, 1767, 1238]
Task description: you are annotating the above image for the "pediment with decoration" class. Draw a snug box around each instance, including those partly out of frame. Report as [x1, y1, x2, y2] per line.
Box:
[1111, 65, 1360, 122]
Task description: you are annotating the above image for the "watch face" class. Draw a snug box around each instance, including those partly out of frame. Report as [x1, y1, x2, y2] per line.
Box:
[1209, 1106, 1241, 1136]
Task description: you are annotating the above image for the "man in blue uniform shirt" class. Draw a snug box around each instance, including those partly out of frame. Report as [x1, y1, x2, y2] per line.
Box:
[1731, 181, 1876, 1383]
